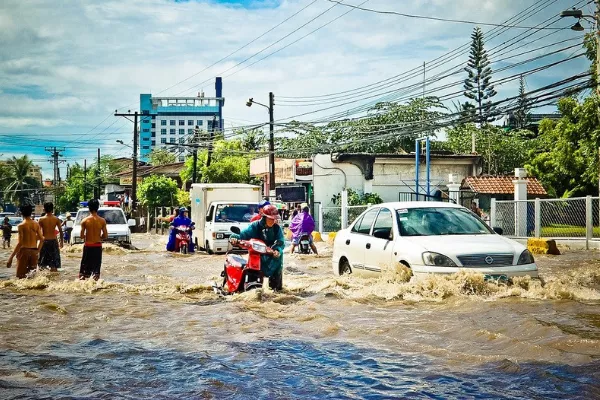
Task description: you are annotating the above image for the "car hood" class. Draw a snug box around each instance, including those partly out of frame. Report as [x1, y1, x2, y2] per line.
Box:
[402, 234, 523, 255]
[72, 224, 129, 234]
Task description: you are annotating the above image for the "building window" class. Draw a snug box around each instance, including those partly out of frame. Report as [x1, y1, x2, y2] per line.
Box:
[179, 156, 185, 162]
[151, 140, 156, 146]
[161, 129, 166, 135]
[151, 123, 156, 128]
[142, 128, 149, 132]
[179, 120, 185, 125]
[197, 120, 203, 126]
[161, 120, 167, 126]
[170, 138, 176, 143]
[170, 129, 175, 135]
[170, 120, 175, 126]
[143, 137, 149, 141]
[161, 138, 167, 144]
[151, 132, 156, 138]
[188, 129, 194, 134]
[142, 146, 149, 150]
[188, 120, 194, 125]
[179, 137, 185, 143]
[179, 129, 185, 135]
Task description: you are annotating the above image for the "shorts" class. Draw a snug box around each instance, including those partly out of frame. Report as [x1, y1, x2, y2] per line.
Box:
[16, 248, 38, 279]
[292, 234, 313, 245]
[2, 235, 10, 242]
[79, 245, 103, 280]
[38, 239, 61, 269]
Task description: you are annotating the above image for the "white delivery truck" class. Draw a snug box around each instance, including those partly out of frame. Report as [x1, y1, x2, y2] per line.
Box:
[190, 183, 262, 254]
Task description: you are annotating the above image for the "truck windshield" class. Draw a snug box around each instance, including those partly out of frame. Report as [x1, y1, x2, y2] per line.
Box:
[76, 210, 126, 225]
[215, 204, 259, 223]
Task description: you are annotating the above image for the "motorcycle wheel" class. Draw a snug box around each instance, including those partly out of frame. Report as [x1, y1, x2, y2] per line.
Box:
[181, 244, 188, 254]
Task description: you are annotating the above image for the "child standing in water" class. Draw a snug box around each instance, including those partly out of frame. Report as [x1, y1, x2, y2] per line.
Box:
[79, 199, 108, 281]
[38, 202, 64, 272]
[2, 217, 12, 249]
[6, 204, 44, 279]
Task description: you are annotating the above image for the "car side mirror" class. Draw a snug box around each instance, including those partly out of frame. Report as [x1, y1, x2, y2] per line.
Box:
[373, 229, 391, 240]
[493, 227, 503, 235]
[127, 219, 136, 227]
[230, 226, 241, 234]
[206, 216, 211, 222]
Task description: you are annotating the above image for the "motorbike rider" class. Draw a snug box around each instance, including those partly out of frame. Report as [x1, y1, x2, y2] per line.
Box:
[289, 204, 318, 255]
[166, 207, 195, 253]
[250, 199, 271, 222]
[62, 213, 74, 243]
[230, 204, 285, 291]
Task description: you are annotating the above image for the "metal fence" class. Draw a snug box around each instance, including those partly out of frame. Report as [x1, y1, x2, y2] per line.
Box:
[491, 196, 600, 245]
[322, 206, 342, 233]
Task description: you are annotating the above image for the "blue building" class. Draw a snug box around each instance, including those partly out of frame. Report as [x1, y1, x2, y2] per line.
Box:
[139, 77, 224, 162]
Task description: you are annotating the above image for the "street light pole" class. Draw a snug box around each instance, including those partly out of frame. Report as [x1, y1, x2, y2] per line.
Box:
[246, 94, 275, 196]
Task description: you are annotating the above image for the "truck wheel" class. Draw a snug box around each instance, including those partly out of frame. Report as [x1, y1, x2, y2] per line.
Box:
[206, 241, 214, 255]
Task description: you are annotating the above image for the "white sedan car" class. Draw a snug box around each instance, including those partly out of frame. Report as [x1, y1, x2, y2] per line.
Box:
[332, 202, 538, 280]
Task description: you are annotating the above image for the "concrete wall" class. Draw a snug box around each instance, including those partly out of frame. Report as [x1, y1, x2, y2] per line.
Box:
[313, 154, 478, 207]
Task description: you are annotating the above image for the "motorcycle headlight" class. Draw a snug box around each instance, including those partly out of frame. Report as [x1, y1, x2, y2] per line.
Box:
[252, 243, 267, 253]
[422, 252, 457, 267]
[517, 249, 535, 265]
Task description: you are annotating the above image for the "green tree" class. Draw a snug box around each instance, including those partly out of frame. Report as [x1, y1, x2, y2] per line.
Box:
[56, 163, 87, 212]
[513, 75, 530, 130]
[464, 27, 497, 123]
[526, 96, 600, 197]
[444, 123, 534, 175]
[2, 155, 40, 205]
[138, 175, 178, 208]
[240, 128, 267, 151]
[176, 188, 191, 208]
[148, 148, 177, 166]
[584, 32, 597, 87]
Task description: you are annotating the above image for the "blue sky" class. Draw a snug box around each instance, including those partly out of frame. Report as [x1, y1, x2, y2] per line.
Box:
[0, 0, 592, 179]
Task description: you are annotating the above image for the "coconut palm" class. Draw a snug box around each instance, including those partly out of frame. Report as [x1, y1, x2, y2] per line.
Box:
[3, 156, 39, 205]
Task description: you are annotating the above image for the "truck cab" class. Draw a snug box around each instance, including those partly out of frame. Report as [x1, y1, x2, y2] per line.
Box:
[190, 183, 262, 254]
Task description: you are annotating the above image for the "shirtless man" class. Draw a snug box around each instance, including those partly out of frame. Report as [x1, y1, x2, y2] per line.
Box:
[7, 204, 44, 279]
[79, 199, 108, 281]
[38, 202, 63, 272]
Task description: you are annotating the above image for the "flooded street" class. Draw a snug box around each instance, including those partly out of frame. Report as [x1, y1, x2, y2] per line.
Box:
[1, 234, 599, 399]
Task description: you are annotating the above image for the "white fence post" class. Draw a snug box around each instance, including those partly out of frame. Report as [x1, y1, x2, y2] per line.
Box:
[534, 198, 541, 238]
[490, 198, 497, 228]
[318, 203, 324, 234]
[586, 195, 592, 250]
[341, 189, 348, 230]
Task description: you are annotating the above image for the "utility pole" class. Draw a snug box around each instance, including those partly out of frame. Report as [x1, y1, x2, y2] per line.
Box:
[45, 146, 65, 206]
[192, 126, 199, 184]
[206, 115, 217, 169]
[269, 92, 275, 196]
[94, 148, 101, 199]
[83, 159, 88, 200]
[114, 110, 141, 214]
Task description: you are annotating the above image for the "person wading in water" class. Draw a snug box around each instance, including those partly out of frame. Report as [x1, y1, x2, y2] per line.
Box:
[6, 204, 44, 279]
[79, 199, 108, 281]
[38, 202, 64, 272]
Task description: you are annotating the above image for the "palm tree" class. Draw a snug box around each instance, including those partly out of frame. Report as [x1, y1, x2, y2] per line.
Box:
[3, 156, 39, 205]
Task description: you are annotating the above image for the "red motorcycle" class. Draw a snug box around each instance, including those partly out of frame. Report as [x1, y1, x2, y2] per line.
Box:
[174, 225, 191, 254]
[212, 226, 274, 295]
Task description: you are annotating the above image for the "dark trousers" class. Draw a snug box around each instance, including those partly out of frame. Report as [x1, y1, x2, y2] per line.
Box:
[269, 269, 283, 291]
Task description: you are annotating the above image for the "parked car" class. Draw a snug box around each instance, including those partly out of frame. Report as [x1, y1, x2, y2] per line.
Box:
[331, 202, 538, 280]
[7, 217, 23, 233]
[70, 206, 135, 245]
[0, 212, 15, 218]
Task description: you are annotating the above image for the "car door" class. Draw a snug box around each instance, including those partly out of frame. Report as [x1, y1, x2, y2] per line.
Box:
[364, 208, 395, 276]
[345, 208, 379, 276]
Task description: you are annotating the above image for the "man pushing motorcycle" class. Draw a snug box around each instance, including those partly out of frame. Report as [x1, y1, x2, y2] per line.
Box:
[229, 204, 285, 291]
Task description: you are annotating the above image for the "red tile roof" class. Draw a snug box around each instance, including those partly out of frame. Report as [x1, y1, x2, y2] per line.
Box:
[461, 176, 547, 195]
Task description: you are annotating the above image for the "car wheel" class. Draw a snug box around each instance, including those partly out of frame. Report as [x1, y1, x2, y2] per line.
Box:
[206, 241, 214, 255]
[339, 258, 352, 275]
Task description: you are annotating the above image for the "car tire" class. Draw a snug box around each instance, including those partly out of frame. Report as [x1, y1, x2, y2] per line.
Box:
[339, 258, 352, 275]
[206, 240, 214, 255]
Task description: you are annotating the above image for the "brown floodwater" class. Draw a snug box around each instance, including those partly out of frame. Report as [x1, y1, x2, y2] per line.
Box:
[0, 234, 599, 398]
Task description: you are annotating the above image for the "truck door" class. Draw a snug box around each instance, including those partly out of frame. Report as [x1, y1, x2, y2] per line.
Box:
[203, 205, 215, 246]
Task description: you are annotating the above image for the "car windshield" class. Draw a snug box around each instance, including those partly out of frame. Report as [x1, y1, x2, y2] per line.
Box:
[214, 204, 259, 223]
[7, 218, 22, 225]
[75, 210, 126, 225]
[396, 207, 493, 236]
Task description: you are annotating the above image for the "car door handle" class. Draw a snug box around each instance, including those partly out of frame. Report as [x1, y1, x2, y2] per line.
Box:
[366, 243, 371, 249]
[345, 239, 350, 245]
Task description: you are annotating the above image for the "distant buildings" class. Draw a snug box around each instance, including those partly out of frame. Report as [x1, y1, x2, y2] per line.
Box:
[139, 77, 224, 162]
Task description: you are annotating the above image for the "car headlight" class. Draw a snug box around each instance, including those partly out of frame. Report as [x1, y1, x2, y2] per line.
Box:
[216, 233, 224, 239]
[422, 252, 457, 267]
[517, 249, 535, 265]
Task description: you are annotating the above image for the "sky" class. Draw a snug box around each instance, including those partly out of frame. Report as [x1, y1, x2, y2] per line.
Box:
[0, 0, 592, 179]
